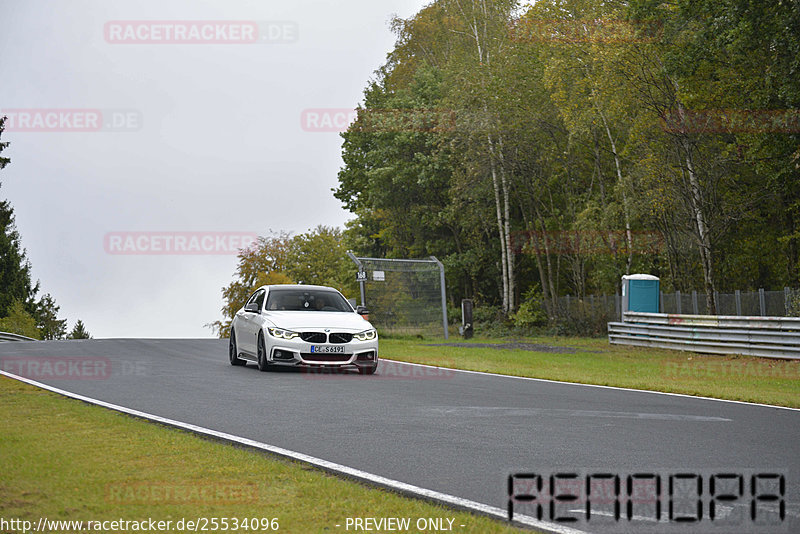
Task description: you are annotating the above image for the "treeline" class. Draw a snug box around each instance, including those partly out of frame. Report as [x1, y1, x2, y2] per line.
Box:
[0, 117, 90, 339]
[335, 0, 800, 317]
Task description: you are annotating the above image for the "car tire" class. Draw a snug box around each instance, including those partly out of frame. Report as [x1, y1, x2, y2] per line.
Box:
[229, 330, 246, 366]
[257, 333, 270, 372]
[358, 362, 377, 375]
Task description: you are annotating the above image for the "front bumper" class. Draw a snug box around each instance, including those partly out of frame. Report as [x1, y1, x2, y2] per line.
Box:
[266, 335, 378, 369]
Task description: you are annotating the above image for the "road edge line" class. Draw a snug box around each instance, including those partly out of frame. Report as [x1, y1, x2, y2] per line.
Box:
[382, 358, 800, 412]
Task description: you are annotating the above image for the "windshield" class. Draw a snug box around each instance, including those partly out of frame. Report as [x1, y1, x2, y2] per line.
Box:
[265, 289, 353, 312]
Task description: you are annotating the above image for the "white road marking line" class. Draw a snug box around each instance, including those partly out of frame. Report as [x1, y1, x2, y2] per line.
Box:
[0, 370, 589, 534]
[426, 406, 732, 422]
[382, 359, 800, 412]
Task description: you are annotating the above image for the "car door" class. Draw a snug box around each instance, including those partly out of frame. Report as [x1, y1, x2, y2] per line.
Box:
[237, 289, 265, 355]
[233, 297, 251, 355]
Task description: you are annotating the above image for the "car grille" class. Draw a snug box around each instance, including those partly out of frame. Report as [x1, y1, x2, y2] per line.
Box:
[329, 332, 353, 344]
[300, 332, 327, 343]
[301, 353, 351, 362]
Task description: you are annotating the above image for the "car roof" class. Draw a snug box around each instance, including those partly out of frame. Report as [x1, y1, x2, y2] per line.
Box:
[258, 284, 340, 292]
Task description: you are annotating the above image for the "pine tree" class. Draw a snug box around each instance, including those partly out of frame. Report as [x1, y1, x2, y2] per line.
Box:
[35, 293, 67, 340]
[0, 116, 67, 336]
[67, 319, 91, 339]
[0, 116, 40, 317]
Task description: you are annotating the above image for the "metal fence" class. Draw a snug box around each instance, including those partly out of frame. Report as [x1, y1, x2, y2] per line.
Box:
[552, 288, 799, 328]
[659, 288, 797, 316]
[0, 332, 38, 342]
[347, 253, 449, 338]
[608, 312, 800, 359]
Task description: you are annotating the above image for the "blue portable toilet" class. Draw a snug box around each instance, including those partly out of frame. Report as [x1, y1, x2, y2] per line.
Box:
[621, 274, 659, 319]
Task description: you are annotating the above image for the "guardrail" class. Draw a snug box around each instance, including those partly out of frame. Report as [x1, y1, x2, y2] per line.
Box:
[608, 312, 800, 359]
[0, 332, 39, 342]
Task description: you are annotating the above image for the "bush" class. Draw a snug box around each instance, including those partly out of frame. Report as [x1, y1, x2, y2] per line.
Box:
[0, 299, 42, 339]
[511, 285, 548, 328]
[447, 293, 612, 338]
[549, 305, 613, 337]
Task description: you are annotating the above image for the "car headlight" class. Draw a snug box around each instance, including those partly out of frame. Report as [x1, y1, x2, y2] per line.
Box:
[267, 327, 299, 340]
[354, 329, 377, 341]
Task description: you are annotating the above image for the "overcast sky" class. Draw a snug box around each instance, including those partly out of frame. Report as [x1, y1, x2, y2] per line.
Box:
[0, 0, 430, 338]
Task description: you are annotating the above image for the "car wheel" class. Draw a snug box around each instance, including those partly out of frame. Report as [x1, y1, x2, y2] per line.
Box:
[229, 330, 246, 366]
[358, 362, 377, 375]
[257, 333, 270, 372]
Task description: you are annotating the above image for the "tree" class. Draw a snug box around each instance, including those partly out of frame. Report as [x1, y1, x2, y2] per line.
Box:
[0, 116, 69, 328]
[534, 0, 639, 276]
[664, 0, 800, 288]
[336, 64, 455, 260]
[34, 293, 67, 340]
[330, 0, 800, 327]
[0, 117, 9, 169]
[210, 226, 357, 338]
[0, 117, 39, 317]
[67, 319, 91, 339]
[287, 226, 356, 290]
[443, 0, 521, 314]
[0, 299, 41, 339]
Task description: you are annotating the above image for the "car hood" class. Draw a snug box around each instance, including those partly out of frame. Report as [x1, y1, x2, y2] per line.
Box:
[263, 311, 374, 332]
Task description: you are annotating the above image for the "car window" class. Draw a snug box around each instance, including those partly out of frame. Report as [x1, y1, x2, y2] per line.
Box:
[254, 290, 265, 310]
[246, 289, 265, 308]
[266, 289, 352, 312]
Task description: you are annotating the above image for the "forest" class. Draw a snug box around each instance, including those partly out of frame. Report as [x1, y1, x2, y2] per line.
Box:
[334, 0, 800, 319]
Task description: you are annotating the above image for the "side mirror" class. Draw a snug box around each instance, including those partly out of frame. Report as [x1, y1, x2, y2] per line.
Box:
[356, 306, 369, 320]
[244, 302, 260, 313]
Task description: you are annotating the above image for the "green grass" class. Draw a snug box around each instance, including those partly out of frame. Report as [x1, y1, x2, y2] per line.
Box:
[379, 336, 800, 408]
[0, 377, 528, 534]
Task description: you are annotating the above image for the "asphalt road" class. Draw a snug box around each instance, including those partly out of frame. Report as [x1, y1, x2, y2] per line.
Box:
[1, 339, 798, 534]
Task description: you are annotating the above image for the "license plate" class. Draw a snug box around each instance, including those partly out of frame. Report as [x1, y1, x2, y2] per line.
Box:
[310, 345, 345, 354]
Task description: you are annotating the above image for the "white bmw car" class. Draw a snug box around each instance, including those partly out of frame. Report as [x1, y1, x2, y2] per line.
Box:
[229, 284, 379, 375]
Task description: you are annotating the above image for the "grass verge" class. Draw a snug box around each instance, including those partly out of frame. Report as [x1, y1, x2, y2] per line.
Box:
[0, 376, 528, 534]
[379, 336, 800, 408]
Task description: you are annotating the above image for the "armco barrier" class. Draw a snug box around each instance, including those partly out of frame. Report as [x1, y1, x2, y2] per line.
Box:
[608, 312, 800, 359]
[0, 332, 39, 342]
